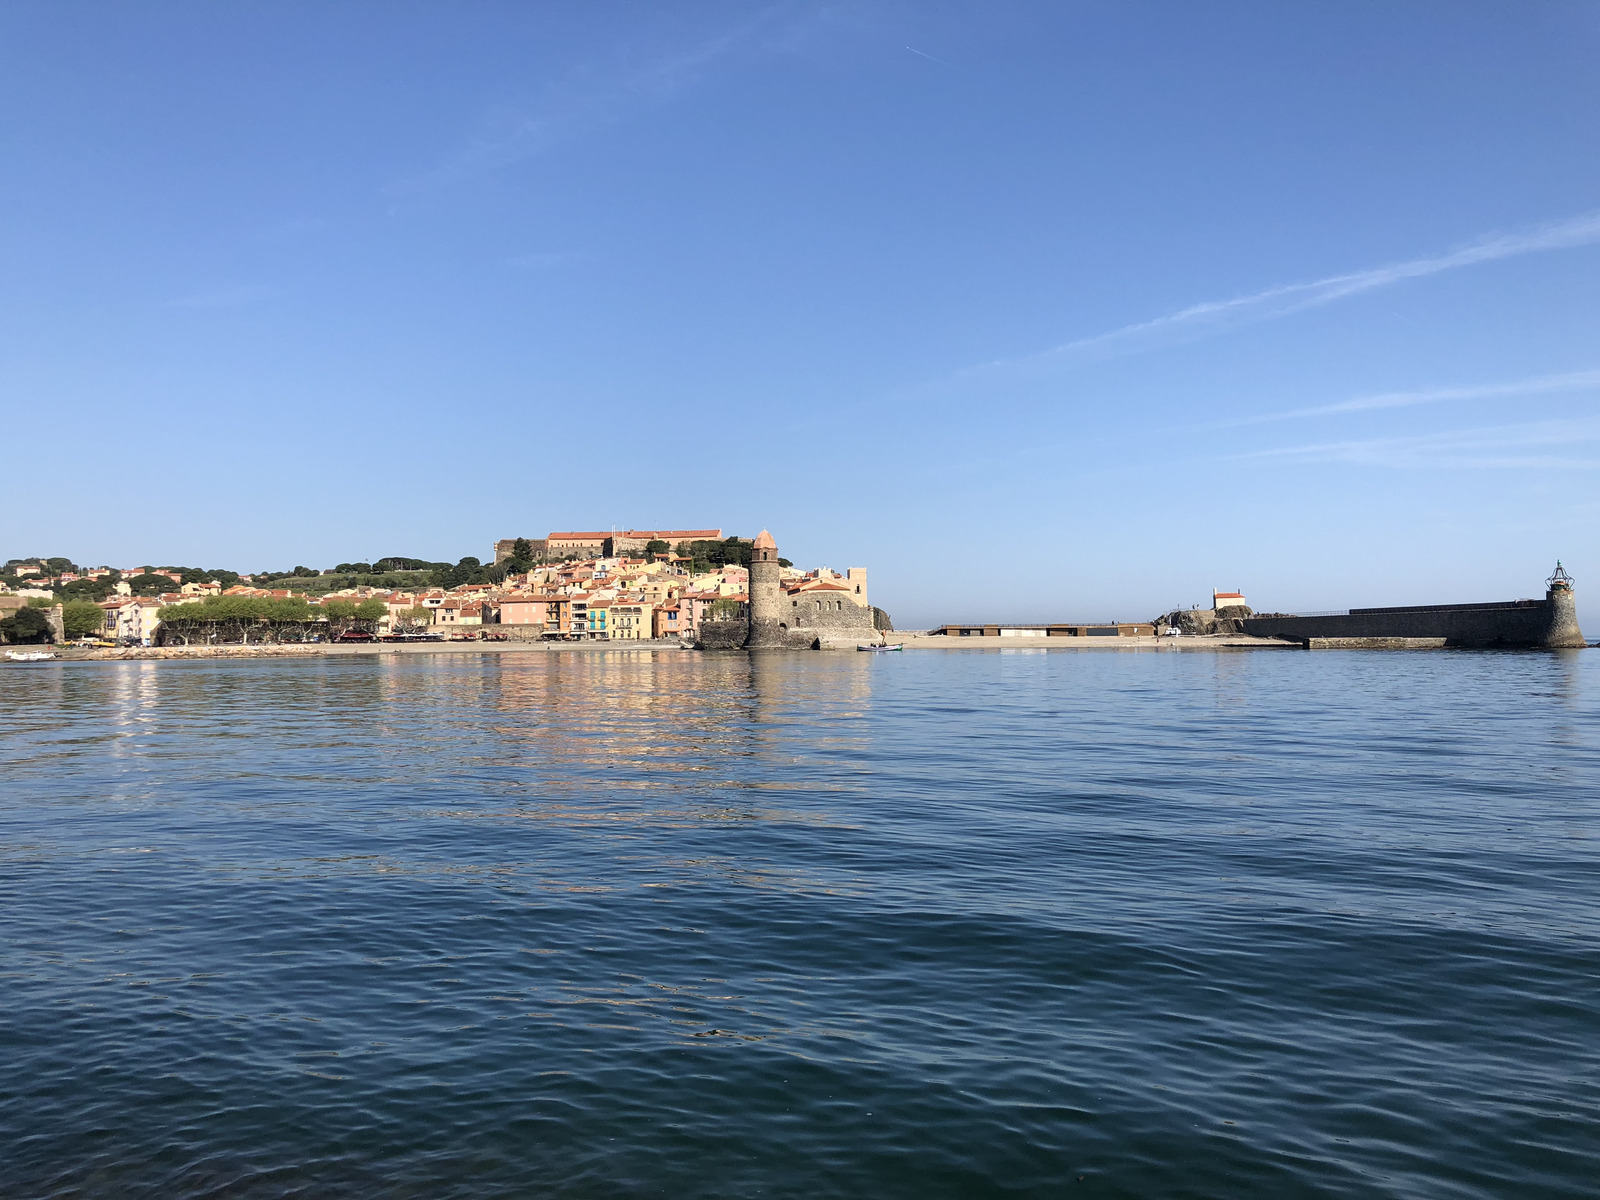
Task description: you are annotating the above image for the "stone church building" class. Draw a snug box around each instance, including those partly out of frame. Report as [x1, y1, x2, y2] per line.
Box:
[737, 530, 878, 649]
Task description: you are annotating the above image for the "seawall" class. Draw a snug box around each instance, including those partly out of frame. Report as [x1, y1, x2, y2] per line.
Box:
[1241, 592, 1584, 648]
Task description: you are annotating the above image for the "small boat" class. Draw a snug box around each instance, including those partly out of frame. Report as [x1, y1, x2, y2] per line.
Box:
[4, 650, 56, 662]
[857, 642, 904, 652]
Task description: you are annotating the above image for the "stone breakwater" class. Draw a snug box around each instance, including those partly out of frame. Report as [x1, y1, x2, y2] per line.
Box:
[1241, 589, 1585, 649]
[60, 645, 330, 661]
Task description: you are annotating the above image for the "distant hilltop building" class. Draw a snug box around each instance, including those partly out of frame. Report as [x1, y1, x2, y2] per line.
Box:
[494, 529, 722, 563]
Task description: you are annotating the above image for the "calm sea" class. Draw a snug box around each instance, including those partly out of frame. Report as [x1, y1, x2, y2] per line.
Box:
[2, 648, 1597, 1198]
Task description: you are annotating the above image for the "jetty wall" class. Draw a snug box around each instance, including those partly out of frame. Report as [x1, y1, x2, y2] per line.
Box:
[1241, 593, 1584, 648]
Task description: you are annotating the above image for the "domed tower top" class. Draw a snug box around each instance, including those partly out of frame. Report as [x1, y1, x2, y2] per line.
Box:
[752, 529, 778, 564]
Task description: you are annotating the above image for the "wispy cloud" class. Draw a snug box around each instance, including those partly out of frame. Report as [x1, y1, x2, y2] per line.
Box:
[399, 5, 793, 193]
[974, 210, 1600, 373]
[1238, 415, 1600, 469]
[1226, 367, 1600, 427]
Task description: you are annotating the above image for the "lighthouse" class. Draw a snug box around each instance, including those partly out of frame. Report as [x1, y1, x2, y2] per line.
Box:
[1543, 562, 1586, 648]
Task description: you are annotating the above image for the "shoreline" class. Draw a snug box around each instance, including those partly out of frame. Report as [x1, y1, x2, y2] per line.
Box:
[26, 633, 1301, 662]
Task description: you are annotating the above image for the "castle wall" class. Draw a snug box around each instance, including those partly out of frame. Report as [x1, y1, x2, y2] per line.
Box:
[1241, 594, 1582, 648]
[782, 593, 875, 634]
[697, 618, 748, 649]
[493, 538, 549, 563]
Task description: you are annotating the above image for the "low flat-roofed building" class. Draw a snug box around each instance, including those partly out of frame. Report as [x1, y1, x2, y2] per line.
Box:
[931, 623, 1156, 638]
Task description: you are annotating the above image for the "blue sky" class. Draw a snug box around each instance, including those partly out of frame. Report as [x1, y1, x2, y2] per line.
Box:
[2, 2, 1596, 625]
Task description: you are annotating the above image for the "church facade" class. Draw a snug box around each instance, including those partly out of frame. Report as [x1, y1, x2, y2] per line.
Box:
[742, 530, 876, 650]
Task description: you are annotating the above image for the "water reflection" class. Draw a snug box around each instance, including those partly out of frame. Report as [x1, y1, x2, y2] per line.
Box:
[2, 647, 1599, 1200]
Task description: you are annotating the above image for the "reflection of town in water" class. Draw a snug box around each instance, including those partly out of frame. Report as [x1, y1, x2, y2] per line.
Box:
[384, 650, 880, 847]
[1, 651, 890, 1049]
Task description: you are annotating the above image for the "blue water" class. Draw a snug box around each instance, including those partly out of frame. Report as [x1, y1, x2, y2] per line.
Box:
[2, 647, 1597, 1198]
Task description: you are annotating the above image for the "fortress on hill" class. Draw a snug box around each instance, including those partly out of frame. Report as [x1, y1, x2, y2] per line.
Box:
[494, 529, 723, 562]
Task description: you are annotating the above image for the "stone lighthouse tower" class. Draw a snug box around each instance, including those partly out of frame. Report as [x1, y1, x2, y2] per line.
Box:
[745, 529, 784, 649]
[1543, 562, 1586, 648]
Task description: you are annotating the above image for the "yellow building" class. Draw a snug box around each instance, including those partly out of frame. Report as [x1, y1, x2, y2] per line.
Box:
[608, 602, 655, 640]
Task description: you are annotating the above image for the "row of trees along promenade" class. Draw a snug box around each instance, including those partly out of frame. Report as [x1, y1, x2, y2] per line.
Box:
[155, 596, 390, 645]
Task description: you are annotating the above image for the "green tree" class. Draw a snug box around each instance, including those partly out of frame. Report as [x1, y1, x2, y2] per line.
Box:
[432, 556, 484, 588]
[0, 606, 52, 643]
[58, 575, 117, 602]
[322, 598, 358, 638]
[394, 605, 433, 633]
[643, 539, 669, 558]
[354, 599, 388, 621]
[683, 537, 753, 569]
[63, 601, 105, 639]
[505, 538, 535, 571]
[127, 573, 175, 596]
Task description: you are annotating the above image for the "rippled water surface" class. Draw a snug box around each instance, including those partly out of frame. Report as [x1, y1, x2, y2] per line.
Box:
[2, 647, 1598, 1198]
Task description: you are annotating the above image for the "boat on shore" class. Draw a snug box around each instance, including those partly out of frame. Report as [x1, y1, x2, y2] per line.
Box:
[858, 642, 904, 652]
[4, 650, 56, 662]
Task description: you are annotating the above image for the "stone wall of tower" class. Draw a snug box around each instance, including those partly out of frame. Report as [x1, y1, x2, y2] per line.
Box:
[745, 539, 784, 649]
[1544, 584, 1586, 648]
